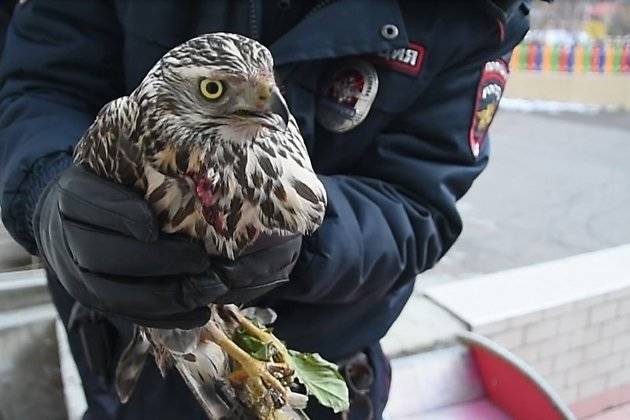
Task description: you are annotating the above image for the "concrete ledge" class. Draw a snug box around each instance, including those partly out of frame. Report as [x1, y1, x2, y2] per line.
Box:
[384, 345, 485, 418]
[425, 245, 630, 405]
[0, 303, 57, 330]
[0, 269, 50, 311]
[0, 223, 35, 273]
[56, 320, 87, 420]
[382, 295, 467, 358]
[425, 245, 630, 327]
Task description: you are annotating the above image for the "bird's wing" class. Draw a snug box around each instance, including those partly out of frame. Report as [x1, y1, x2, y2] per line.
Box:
[115, 326, 151, 403]
[175, 340, 251, 420]
[73, 96, 145, 189]
[251, 118, 327, 235]
[173, 307, 249, 419]
[115, 326, 244, 418]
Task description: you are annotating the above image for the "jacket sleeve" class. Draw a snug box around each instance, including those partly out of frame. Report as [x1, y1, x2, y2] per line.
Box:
[0, 0, 123, 253]
[280, 27, 526, 305]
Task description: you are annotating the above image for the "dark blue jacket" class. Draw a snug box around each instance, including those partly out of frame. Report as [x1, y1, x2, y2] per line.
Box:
[0, 0, 529, 360]
[0, 1, 16, 53]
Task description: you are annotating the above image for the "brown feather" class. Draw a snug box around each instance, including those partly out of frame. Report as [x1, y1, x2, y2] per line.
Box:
[171, 197, 196, 227]
[292, 180, 319, 204]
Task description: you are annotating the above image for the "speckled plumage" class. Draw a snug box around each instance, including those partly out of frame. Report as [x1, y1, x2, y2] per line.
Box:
[74, 32, 326, 259]
[73, 33, 326, 419]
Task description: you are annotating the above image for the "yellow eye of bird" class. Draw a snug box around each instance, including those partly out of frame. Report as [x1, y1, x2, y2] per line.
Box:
[200, 79, 224, 100]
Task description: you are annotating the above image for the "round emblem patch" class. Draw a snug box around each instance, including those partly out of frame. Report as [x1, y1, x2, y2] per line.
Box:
[316, 59, 379, 133]
[469, 59, 509, 158]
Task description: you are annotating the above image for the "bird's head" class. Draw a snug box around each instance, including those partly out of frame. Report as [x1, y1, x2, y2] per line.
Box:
[135, 33, 289, 144]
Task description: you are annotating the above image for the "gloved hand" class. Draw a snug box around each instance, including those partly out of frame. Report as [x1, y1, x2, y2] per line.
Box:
[33, 165, 301, 329]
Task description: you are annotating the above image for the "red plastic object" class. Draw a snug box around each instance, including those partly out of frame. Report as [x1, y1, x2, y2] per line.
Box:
[472, 347, 563, 419]
[460, 333, 575, 420]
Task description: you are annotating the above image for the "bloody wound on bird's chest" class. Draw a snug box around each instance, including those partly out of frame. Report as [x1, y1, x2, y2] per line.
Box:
[194, 175, 216, 207]
[192, 172, 225, 233]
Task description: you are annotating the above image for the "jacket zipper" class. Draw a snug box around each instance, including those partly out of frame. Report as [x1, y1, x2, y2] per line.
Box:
[248, 0, 260, 40]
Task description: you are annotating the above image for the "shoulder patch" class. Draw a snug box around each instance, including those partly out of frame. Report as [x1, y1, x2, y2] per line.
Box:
[469, 59, 508, 158]
[370, 42, 426, 76]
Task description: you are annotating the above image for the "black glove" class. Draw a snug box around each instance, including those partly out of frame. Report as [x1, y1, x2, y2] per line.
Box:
[33, 165, 301, 329]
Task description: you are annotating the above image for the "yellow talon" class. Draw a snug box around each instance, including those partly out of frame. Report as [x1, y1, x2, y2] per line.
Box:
[223, 306, 292, 365]
[229, 369, 249, 384]
[205, 323, 287, 402]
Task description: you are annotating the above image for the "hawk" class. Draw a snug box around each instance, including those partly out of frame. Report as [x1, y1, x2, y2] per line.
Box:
[74, 33, 328, 419]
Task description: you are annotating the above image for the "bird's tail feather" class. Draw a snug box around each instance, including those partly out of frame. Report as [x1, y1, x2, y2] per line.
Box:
[175, 340, 250, 419]
[115, 326, 150, 403]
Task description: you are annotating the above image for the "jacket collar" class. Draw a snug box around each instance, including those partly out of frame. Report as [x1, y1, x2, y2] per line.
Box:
[270, 0, 409, 65]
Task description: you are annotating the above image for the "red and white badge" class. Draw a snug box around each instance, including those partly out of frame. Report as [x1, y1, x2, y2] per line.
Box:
[469, 59, 509, 158]
[317, 59, 379, 133]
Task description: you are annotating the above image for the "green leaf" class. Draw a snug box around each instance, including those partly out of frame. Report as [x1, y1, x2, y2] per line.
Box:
[233, 328, 271, 361]
[288, 351, 350, 413]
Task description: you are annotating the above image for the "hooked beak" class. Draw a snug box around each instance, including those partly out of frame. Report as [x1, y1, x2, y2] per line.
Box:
[234, 84, 290, 130]
[269, 86, 290, 130]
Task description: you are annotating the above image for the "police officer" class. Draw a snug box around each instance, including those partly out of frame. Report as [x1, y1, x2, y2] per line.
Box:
[0, 1, 535, 419]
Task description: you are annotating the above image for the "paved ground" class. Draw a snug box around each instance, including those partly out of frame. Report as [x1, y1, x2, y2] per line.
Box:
[417, 109, 630, 290]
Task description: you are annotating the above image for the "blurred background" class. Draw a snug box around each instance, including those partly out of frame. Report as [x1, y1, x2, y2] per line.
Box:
[1, 0, 629, 419]
[421, 0, 630, 284]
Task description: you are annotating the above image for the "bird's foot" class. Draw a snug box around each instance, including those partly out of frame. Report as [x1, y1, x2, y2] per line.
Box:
[221, 305, 292, 365]
[203, 323, 289, 410]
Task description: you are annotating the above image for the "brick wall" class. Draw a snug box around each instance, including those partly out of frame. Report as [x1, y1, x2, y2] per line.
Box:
[476, 288, 630, 403]
[425, 245, 630, 408]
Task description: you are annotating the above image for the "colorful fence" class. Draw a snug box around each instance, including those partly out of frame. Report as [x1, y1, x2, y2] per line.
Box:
[510, 40, 630, 74]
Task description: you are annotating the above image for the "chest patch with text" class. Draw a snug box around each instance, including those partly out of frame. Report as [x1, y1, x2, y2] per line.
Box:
[370, 42, 426, 76]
